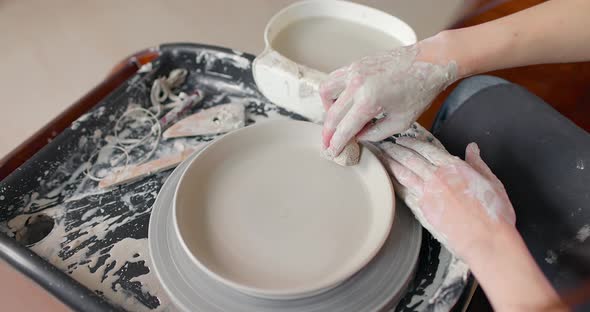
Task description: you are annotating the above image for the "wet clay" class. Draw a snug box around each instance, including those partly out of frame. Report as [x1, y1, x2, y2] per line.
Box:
[321, 141, 360, 166]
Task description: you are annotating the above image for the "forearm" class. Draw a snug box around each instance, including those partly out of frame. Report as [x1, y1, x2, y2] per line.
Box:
[465, 223, 566, 311]
[418, 0, 590, 77]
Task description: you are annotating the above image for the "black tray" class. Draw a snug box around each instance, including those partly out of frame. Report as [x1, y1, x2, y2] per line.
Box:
[0, 43, 471, 312]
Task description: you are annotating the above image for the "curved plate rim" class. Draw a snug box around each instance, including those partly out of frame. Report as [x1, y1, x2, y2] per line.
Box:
[171, 120, 395, 299]
[148, 149, 422, 312]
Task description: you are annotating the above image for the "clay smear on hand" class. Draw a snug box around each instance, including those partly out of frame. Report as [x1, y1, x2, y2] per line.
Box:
[320, 45, 458, 157]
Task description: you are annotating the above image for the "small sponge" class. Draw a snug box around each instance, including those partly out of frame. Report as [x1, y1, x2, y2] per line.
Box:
[321, 141, 361, 166]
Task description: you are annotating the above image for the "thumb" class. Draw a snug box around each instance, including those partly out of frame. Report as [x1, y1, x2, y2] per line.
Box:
[465, 143, 498, 182]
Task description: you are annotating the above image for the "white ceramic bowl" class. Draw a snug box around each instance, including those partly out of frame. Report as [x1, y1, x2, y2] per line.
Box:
[253, 0, 417, 122]
[172, 120, 394, 299]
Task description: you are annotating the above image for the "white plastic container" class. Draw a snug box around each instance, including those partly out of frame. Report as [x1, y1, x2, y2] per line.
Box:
[253, 0, 417, 123]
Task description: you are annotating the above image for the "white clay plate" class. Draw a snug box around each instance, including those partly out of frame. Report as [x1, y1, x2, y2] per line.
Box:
[172, 120, 394, 299]
[149, 146, 422, 311]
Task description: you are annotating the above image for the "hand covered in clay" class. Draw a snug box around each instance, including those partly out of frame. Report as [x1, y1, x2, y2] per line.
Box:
[320, 45, 457, 157]
[378, 137, 516, 259]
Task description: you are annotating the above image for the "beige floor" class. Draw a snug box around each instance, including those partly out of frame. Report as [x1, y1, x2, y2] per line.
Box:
[0, 0, 464, 309]
[0, 0, 465, 158]
[0, 259, 70, 311]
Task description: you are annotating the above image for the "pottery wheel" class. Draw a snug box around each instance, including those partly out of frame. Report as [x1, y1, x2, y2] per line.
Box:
[149, 150, 422, 312]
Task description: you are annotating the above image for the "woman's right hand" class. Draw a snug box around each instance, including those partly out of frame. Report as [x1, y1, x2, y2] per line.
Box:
[319, 40, 459, 159]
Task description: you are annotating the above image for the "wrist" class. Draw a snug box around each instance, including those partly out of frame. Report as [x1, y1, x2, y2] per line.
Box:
[430, 23, 519, 79]
[461, 221, 518, 266]
[415, 30, 471, 79]
[463, 222, 562, 310]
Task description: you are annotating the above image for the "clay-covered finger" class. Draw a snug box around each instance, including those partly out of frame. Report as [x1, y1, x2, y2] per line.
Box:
[399, 123, 446, 149]
[384, 157, 424, 196]
[322, 85, 358, 148]
[326, 99, 379, 156]
[358, 115, 410, 142]
[395, 137, 455, 166]
[381, 142, 436, 179]
[319, 68, 348, 111]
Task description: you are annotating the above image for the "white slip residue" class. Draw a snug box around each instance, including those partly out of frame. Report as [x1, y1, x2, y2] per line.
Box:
[4, 188, 171, 312]
[0, 222, 11, 237]
[0, 67, 285, 310]
[0, 99, 187, 310]
[576, 159, 585, 170]
[544, 224, 590, 265]
[206, 71, 233, 79]
[545, 250, 558, 264]
[576, 224, 590, 242]
[68, 237, 170, 311]
[195, 49, 251, 70]
[93, 129, 103, 139]
[71, 106, 107, 130]
[71, 113, 92, 130]
[429, 256, 469, 305]
[22, 192, 40, 212]
[81, 206, 101, 221]
[138, 62, 153, 73]
[463, 165, 515, 224]
[402, 246, 468, 311]
[198, 76, 257, 97]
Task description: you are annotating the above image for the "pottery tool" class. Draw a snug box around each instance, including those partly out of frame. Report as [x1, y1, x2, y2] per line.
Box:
[108, 107, 162, 168]
[98, 143, 207, 189]
[162, 103, 245, 139]
[85, 145, 130, 182]
[151, 68, 189, 116]
[99, 101, 246, 189]
[158, 91, 204, 129]
[99, 101, 246, 188]
[89, 67, 205, 186]
[99, 100, 244, 188]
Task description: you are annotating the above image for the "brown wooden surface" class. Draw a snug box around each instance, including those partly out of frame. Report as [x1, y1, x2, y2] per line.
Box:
[418, 0, 590, 132]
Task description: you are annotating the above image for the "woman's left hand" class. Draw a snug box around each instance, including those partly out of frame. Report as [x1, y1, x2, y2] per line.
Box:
[378, 137, 516, 259]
